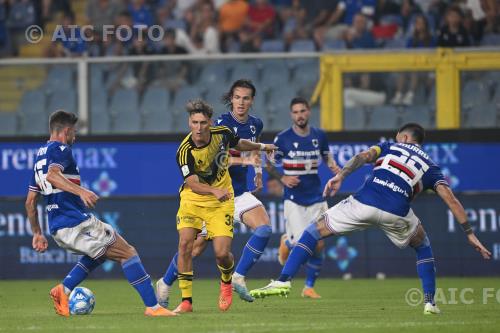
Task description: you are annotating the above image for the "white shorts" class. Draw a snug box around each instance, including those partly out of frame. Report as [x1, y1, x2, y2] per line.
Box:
[284, 200, 328, 245]
[53, 215, 117, 260]
[234, 192, 264, 224]
[323, 195, 420, 248]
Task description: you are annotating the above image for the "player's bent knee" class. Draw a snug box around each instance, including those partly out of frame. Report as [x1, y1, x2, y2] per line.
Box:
[254, 224, 272, 238]
[409, 225, 428, 248]
[315, 240, 325, 252]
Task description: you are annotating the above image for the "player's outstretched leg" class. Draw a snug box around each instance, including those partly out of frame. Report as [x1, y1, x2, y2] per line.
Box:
[157, 252, 178, 308]
[302, 248, 324, 299]
[278, 234, 293, 265]
[233, 224, 272, 302]
[410, 226, 439, 315]
[50, 256, 104, 317]
[250, 223, 322, 299]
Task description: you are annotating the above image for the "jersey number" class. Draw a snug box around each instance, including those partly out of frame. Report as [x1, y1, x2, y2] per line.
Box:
[34, 159, 53, 194]
[379, 146, 429, 186]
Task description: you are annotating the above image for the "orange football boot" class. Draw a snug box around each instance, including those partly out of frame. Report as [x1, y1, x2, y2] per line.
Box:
[49, 284, 69, 317]
[218, 282, 233, 311]
[144, 306, 178, 317]
[173, 300, 193, 314]
[301, 287, 322, 299]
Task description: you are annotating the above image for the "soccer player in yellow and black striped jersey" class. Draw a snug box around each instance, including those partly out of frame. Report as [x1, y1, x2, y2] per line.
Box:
[169, 99, 276, 313]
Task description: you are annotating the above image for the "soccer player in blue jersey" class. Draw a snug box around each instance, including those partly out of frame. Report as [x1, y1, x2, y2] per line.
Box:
[261, 97, 340, 298]
[157, 79, 274, 308]
[251, 123, 491, 314]
[25, 110, 176, 317]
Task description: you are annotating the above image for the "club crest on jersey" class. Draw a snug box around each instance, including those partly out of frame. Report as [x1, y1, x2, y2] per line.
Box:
[233, 127, 238, 134]
[250, 125, 256, 134]
[312, 139, 319, 147]
[293, 142, 299, 148]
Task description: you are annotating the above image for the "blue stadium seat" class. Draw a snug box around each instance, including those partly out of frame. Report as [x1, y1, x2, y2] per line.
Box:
[18, 89, 47, 135]
[292, 61, 319, 91]
[366, 105, 399, 130]
[400, 106, 433, 128]
[344, 107, 366, 130]
[0, 112, 18, 136]
[89, 87, 109, 134]
[44, 66, 74, 94]
[90, 64, 105, 91]
[322, 39, 346, 51]
[47, 90, 76, 114]
[290, 39, 316, 52]
[384, 38, 406, 49]
[204, 85, 227, 112]
[260, 61, 290, 92]
[480, 34, 500, 46]
[141, 87, 172, 133]
[461, 80, 489, 112]
[261, 39, 285, 52]
[462, 103, 497, 128]
[109, 88, 140, 133]
[230, 61, 259, 84]
[171, 85, 203, 117]
[199, 62, 228, 87]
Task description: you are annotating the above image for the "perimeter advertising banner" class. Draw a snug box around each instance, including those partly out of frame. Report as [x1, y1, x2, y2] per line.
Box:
[0, 142, 499, 197]
[1, 194, 499, 279]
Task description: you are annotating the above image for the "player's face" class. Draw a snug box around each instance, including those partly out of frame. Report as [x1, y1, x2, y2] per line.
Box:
[231, 87, 254, 117]
[290, 103, 310, 128]
[189, 112, 211, 141]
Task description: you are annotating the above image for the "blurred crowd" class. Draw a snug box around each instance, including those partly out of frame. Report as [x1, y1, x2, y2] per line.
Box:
[0, 0, 499, 58]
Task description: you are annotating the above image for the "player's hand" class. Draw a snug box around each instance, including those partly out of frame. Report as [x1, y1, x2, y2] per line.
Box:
[323, 174, 343, 197]
[253, 172, 263, 193]
[262, 144, 278, 163]
[212, 188, 232, 202]
[80, 189, 99, 208]
[467, 233, 492, 259]
[32, 233, 48, 253]
[281, 175, 300, 188]
[244, 153, 262, 167]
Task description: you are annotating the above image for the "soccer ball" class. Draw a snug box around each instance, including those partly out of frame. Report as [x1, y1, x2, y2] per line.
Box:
[69, 287, 95, 315]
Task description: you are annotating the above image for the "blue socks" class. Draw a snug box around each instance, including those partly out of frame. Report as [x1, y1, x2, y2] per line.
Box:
[279, 224, 321, 282]
[414, 236, 436, 305]
[62, 256, 103, 291]
[235, 224, 272, 276]
[305, 251, 324, 288]
[162, 252, 179, 286]
[122, 255, 157, 307]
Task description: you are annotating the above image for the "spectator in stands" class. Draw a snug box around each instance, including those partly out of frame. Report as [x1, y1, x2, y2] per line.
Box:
[48, 12, 87, 57]
[437, 5, 471, 47]
[266, 176, 284, 198]
[128, 0, 154, 28]
[245, 0, 277, 40]
[218, 0, 249, 52]
[314, 0, 376, 49]
[343, 13, 376, 49]
[462, 0, 499, 43]
[153, 28, 189, 91]
[188, 0, 220, 54]
[41, 0, 71, 24]
[0, 0, 9, 56]
[344, 72, 387, 108]
[86, 0, 124, 34]
[399, 0, 420, 36]
[6, 0, 36, 55]
[391, 14, 436, 106]
[280, 0, 309, 48]
[113, 11, 134, 53]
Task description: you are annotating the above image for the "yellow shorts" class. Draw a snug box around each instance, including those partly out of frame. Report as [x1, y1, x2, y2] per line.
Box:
[176, 200, 234, 239]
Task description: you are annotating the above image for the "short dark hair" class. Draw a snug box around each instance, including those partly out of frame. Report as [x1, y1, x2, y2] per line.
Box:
[222, 79, 256, 109]
[186, 99, 213, 119]
[49, 110, 78, 133]
[290, 97, 310, 110]
[398, 123, 425, 144]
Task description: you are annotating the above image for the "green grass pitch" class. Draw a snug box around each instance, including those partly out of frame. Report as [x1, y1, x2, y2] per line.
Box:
[1, 278, 499, 333]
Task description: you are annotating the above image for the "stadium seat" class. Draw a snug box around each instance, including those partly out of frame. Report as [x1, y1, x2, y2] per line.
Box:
[366, 105, 399, 130]
[266, 86, 297, 130]
[292, 61, 319, 91]
[0, 111, 18, 136]
[171, 85, 203, 117]
[462, 103, 497, 128]
[18, 89, 47, 135]
[230, 61, 259, 84]
[260, 61, 290, 92]
[47, 90, 77, 114]
[310, 104, 321, 127]
[199, 62, 228, 87]
[400, 106, 433, 128]
[109, 88, 140, 133]
[44, 66, 74, 94]
[344, 107, 366, 130]
[384, 37, 406, 49]
[260, 39, 285, 52]
[204, 85, 227, 112]
[480, 34, 500, 47]
[141, 87, 172, 133]
[290, 39, 316, 52]
[89, 88, 109, 134]
[90, 64, 105, 91]
[322, 39, 346, 51]
[461, 80, 490, 115]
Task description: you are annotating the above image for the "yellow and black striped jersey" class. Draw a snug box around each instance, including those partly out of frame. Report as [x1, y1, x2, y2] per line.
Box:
[176, 126, 240, 206]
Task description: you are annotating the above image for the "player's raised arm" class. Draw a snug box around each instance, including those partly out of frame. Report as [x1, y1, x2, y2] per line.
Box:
[46, 166, 99, 208]
[435, 184, 491, 259]
[323, 146, 379, 197]
[25, 190, 48, 253]
[234, 139, 277, 152]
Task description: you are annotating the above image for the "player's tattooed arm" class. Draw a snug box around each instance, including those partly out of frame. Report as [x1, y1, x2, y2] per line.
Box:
[46, 166, 99, 208]
[337, 147, 378, 180]
[25, 191, 48, 252]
